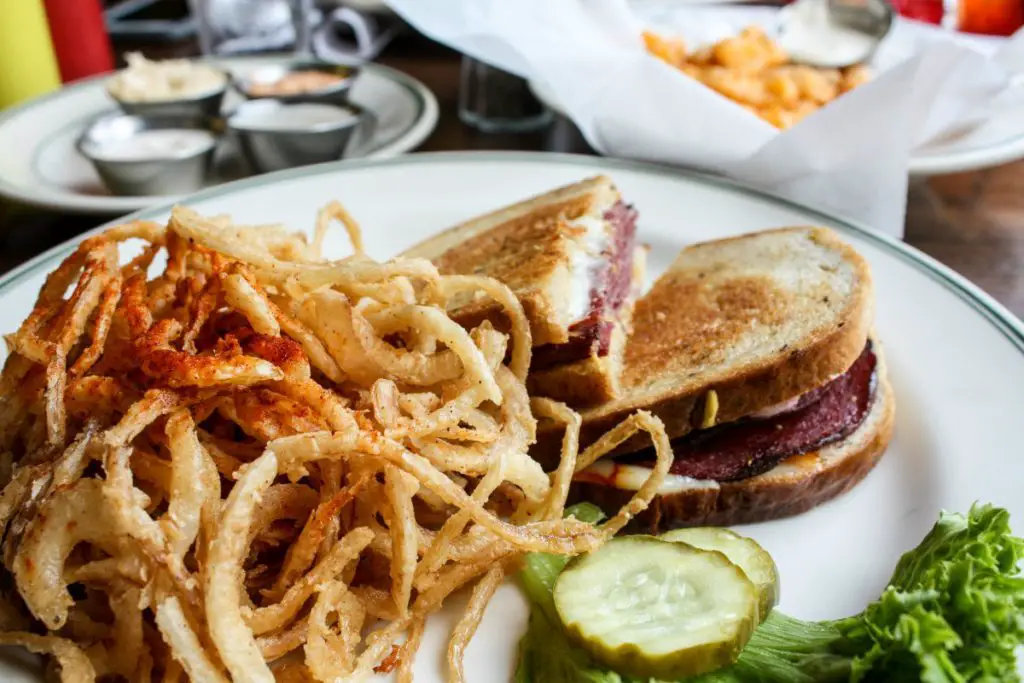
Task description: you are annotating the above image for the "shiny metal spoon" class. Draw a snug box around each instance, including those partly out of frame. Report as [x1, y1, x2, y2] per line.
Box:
[778, 0, 895, 68]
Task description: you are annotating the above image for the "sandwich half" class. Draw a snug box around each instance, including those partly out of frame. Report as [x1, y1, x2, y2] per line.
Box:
[535, 226, 894, 530]
[401, 176, 645, 405]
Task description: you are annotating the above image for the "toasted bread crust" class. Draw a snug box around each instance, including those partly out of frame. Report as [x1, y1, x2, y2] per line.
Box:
[534, 226, 874, 460]
[400, 176, 621, 346]
[571, 345, 894, 531]
[400, 176, 619, 260]
[449, 289, 567, 348]
[528, 318, 625, 406]
[527, 247, 646, 406]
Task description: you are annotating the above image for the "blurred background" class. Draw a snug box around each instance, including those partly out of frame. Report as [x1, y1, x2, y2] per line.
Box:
[1, 0, 1023, 318]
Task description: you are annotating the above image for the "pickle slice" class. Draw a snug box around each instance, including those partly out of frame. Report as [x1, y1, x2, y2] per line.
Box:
[552, 536, 758, 680]
[660, 527, 780, 622]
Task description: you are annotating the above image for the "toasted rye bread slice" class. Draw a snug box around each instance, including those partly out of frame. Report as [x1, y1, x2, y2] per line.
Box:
[527, 245, 646, 405]
[570, 341, 894, 530]
[399, 176, 621, 346]
[534, 225, 874, 460]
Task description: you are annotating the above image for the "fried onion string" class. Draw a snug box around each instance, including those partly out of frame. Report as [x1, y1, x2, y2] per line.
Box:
[0, 201, 671, 683]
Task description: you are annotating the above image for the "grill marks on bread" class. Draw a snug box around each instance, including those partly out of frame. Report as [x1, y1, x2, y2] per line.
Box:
[624, 275, 792, 386]
[433, 209, 582, 292]
[400, 176, 623, 347]
[533, 225, 874, 464]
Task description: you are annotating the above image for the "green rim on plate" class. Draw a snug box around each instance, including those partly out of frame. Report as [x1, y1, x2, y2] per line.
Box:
[1, 151, 1020, 353]
[0, 58, 439, 214]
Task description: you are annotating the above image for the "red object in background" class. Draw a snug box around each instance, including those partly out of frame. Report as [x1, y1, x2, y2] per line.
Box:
[891, 0, 945, 24]
[892, 0, 1024, 34]
[958, 0, 1024, 35]
[42, 0, 115, 83]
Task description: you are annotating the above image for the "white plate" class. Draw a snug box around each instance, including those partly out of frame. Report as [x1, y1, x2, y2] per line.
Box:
[0, 57, 438, 215]
[531, 5, 1024, 176]
[1, 151, 1022, 681]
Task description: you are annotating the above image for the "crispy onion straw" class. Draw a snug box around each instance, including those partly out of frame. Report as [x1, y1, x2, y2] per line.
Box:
[304, 580, 365, 681]
[0, 201, 672, 682]
[384, 467, 419, 616]
[205, 452, 278, 683]
[154, 596, 229, 683]
[433, 275, 531, 382]
[222, 271, 280, 337]
[529, 397, 582, 522]
[244, 527, 373, 636]
[13, 479, 125, 630]
[447, 564, 505, 683]
[316, 200, 365, 256]
[0, 633, 96, 683]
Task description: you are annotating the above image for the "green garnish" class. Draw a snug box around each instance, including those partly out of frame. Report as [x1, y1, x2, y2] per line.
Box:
[516, 504, 1024, 682]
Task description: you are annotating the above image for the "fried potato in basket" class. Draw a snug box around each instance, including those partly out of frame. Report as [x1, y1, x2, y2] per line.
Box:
[645, 26, 872, 129]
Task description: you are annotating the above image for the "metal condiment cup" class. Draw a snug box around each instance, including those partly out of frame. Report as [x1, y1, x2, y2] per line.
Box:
[226, 99, 363, 174]
[107, 69, 229, 119]
[77, 112, 221, 196]
[233, 61, 358, 107]
[779, 0, 894, 68]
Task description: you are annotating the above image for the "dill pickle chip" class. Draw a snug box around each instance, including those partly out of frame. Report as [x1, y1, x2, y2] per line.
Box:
[661, 527, 780, 622]
[552, 536, 758, 680]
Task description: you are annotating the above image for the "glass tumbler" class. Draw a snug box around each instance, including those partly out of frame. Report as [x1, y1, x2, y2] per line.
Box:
[458, 56, 553, 134]
[188, 0, 315, 56]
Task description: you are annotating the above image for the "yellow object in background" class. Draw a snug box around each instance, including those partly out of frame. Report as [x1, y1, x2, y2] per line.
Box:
[0, 0, 61, 109]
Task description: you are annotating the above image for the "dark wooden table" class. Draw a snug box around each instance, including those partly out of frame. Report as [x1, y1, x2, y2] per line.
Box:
[1, 33, 1022, 319]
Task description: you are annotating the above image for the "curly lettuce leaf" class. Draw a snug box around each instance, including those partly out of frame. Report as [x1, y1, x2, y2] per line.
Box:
[836, 504, 1024, 681]
[515, 606, 627, 683]
[691, 612, 850, 683]
[515, 503, 620, 683]
[515, 504, 1024, 683]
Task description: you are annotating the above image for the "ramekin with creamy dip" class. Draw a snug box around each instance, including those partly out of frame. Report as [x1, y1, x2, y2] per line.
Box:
[235, 62, 357, 107]
[108, 53, 227, 101]
[106, 53, 228, 119]
[77, 112, 220, 196]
